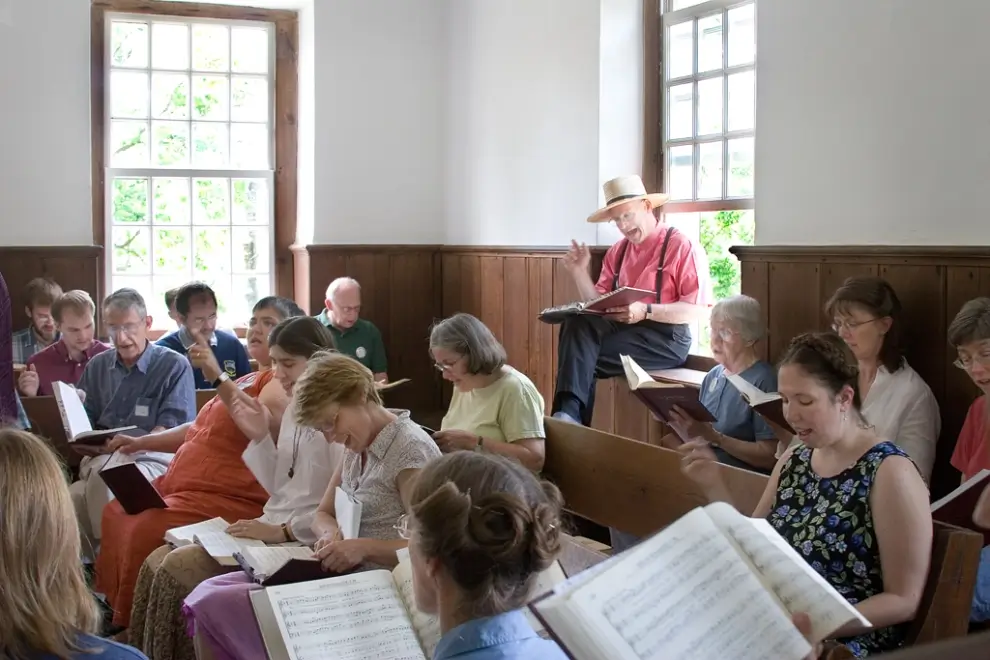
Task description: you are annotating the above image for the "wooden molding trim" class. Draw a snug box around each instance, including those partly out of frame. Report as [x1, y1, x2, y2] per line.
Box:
[90, 0, 299, 306]
[732, 245, 990, 263]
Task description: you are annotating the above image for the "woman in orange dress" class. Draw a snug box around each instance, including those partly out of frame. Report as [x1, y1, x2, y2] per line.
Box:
[95, 298, 301, 630]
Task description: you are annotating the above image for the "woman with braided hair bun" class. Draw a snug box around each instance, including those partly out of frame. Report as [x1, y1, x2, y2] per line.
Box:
[681, 332, 932, 657]
[399, 451, 568, 659]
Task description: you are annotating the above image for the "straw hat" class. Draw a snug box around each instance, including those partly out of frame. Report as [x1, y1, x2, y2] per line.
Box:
[586, 175, 669, 223]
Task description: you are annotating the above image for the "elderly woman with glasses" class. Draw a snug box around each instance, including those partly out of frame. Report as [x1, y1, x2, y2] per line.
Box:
[428, 313, 547, 472]
[665, 295, 779, 474]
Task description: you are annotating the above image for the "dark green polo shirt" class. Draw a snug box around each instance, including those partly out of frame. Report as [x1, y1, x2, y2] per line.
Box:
[315, 311, 388, 374]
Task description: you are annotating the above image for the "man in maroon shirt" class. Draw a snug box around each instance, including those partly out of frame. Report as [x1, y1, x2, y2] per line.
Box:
[17, 290, 111, 397]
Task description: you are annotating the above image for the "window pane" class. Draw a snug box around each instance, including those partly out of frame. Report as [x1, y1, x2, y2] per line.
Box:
[192, 123, 229, 167]
[230, 275, 271, 326]
[192, 24, 229, 72]
[111, 21, 148, 68]
[697, 141, 723, 199]
[667, 83, 693, 140]
[697, 76, 723, 136]
[668, 145, 694, 200]
[231, 124, 269, 169]
[110, 121, 150, 167]
[193, 179, 230, 225]
[232, 179, 270, 225]
[111, 71, 149, 119]
[727, 70, 754, 131]
[153, 178, 191, 225]
[152, 23, 189, 70]
[153, 227, 192, 274]
[151, 73, 190, 120]
[112, 227, 151, 274]
[232, 226, 270, 273]
[232, 27, 269, 74]
[112, 178, 149, 225]
[231, 77, 269, 123]
[193, 75, 230, 121]
[728, 3, 756, 67]
[194, 227, 232, 274]
[697, 14, 723, 73]
[727, 137, 755, 197]
[152, 121, 190, 167]
[667, 20, 693, 79]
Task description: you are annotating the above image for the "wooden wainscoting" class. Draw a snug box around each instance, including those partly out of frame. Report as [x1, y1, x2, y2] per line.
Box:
[732, 246, 990, 498]
[0, 246, 103, 328]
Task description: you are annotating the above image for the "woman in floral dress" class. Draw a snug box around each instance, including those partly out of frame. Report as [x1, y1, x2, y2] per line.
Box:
[681, 332, 932, 657]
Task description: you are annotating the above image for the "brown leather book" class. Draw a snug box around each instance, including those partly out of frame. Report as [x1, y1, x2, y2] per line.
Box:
[98, 452, 167, 515]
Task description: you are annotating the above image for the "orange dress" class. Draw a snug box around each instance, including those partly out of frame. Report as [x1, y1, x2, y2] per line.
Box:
[95, 371, 273, 627]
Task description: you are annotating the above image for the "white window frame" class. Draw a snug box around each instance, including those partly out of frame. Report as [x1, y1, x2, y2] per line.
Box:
[661, 0, 755, 212]
[103, 12, 277, 328]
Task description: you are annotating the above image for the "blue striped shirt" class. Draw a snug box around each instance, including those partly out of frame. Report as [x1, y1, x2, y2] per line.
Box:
[76, 342, 196, 432]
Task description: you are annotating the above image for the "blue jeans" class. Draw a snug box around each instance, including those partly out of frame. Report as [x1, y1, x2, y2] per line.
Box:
[973, 546, 990, 622]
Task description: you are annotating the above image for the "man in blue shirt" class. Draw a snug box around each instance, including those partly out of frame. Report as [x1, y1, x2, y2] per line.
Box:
[71, 288, 196, 560]
[156, 282, 252, 389]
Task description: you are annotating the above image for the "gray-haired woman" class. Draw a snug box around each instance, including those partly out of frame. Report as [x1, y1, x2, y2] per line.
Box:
[665, 294, 779, 474]
[428, 313, 547, 471]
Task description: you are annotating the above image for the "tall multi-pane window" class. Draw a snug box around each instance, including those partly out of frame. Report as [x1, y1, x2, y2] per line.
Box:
[659, 0, 756, 352]
[104, 15, 275, 328]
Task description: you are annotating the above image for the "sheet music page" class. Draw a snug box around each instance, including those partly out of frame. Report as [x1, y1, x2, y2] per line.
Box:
[266, 570, 426, 660]
[164, 517, 231, 546]
[559, 507, 811, 660]
[392, 559, 442, 657]
[194, 531, 265, 559]
[704, 502, 870, 642]
[54, 381, 93, 438]
[243, 546, 319, 579]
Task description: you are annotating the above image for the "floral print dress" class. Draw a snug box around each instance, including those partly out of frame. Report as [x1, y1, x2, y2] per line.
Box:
[768, 441, 908, 657]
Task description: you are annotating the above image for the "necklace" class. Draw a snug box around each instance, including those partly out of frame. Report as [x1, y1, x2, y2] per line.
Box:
[288, 428, 300, 479]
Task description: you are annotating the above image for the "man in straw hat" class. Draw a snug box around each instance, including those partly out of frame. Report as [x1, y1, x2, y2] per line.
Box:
[551, 175, 712, 428]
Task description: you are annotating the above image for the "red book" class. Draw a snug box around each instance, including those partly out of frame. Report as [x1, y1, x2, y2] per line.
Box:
[931, 469, 990, 546]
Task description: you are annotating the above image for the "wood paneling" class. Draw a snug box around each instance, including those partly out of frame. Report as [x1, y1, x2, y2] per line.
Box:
[0, 246, 103, 331]
[732, 246, 990, 499]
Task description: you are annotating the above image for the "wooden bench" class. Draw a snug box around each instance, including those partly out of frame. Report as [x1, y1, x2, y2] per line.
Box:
[543, 418, 982, 647]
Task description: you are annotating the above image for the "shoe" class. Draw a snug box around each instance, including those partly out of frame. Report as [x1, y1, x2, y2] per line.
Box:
[551, 411, 581, 425]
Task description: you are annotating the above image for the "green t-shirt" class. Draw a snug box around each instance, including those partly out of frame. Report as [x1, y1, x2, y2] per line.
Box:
[315, 311, 388, 373]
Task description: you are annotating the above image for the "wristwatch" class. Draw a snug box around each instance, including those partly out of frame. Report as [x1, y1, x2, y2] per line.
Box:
[212, 372, 231, 388]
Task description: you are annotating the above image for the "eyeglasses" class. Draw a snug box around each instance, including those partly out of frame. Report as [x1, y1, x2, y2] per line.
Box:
[107, 322, 143, 337]
[394, 514, 411, 540]
[831, 318, 877, 333]
[954, 351, 990, 371]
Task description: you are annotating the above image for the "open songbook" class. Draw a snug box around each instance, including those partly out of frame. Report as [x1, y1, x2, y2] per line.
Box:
[931, 469, 990, 545]
[52, 381, 137, 444]
[251, 550, 566, 660]
[619, 354, 714, 423]
[98, 451, 167, 515]
[724, 372, 795, 434]
[529, 502, 870, 660]
[538, 287, 654, 324]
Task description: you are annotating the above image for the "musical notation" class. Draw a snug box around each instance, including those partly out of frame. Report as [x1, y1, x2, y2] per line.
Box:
[267, 570, 427, 660]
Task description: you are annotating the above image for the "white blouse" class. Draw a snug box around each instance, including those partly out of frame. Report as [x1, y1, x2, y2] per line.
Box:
[860, 360, 940, 481]
[241, 401, 344, 544]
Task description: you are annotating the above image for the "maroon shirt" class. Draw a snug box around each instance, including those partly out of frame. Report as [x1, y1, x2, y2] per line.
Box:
[26, 340, 112, 395]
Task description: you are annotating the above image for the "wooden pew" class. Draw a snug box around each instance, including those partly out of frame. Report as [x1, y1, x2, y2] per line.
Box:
[543, 418, 982, 647]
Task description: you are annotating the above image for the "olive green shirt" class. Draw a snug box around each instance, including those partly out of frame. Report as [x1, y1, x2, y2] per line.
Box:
[315, 311, 388, 374]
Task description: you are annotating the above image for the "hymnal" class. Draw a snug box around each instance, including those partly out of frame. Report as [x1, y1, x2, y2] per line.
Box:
[529, 502, 869, 660]
[539, 287, 654, 324]
[931, 469, 990, 545]
[725, 373, 795, 434]
[251, 554, 566, 660]
[98, 451, 168, 515]
[620, 354, 715, 424]
[52, 381, 136, 445]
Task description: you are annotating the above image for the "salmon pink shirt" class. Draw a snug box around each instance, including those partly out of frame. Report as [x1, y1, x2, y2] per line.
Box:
[951, 396, 990, 481]
[594, 225, 713, 307]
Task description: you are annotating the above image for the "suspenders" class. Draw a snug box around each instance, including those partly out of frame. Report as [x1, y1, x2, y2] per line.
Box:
[611, 227, 676, 304]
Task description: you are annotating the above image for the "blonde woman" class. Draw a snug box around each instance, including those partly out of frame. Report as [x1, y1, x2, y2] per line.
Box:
[0, 427, 146, 659]
[183, 352, 440, 660]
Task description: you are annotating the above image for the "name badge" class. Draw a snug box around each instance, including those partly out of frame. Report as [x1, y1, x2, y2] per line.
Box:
[134, 404, 150, 417]
[334, 486, 362, 540]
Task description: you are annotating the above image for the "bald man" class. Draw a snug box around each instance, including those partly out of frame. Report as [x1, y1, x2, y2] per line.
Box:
[315, 277, 388, 382]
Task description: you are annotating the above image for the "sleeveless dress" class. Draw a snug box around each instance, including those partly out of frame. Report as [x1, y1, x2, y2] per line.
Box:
[768, 441, 909, 657]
